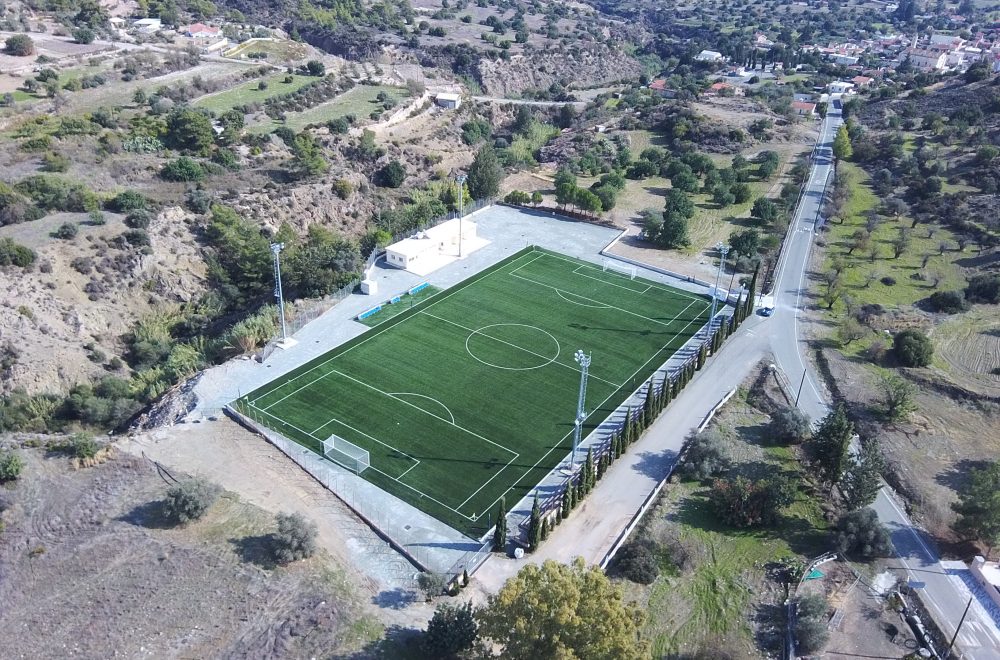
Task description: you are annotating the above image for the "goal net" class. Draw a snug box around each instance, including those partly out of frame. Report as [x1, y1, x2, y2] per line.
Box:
[322, 434, 370, 474]
[603, 259, 637, 280]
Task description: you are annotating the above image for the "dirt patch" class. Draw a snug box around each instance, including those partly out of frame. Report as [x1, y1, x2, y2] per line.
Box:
[930, 308, 1000, 399]
[0, 444, 379, 658]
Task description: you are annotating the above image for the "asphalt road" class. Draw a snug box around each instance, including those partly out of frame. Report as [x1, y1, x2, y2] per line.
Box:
[768, 106, 1000, 659]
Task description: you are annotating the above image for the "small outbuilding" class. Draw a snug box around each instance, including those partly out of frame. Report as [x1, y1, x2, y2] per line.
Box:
[435, 93, 462, 109]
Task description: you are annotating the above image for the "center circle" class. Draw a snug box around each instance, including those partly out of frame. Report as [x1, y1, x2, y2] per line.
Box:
[465, 323, 561, 371]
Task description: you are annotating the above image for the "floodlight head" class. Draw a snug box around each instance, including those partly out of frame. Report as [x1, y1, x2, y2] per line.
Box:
[271, 242, 284, 254]
[575, 349, 584, 363]
[456, 173, 468, 184]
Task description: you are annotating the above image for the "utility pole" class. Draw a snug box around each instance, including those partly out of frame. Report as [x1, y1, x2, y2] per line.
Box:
[709, 242, 730, 330]
[947, 596, 973, 658]
[271, 242, 296, 349]
[795, 369, 807, 406]
[570, 349, 591, 472]
[456, 173, 467, 258]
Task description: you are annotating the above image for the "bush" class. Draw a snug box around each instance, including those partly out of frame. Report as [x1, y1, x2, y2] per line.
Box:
[710, 473, 795, 528]
[0, 238, 36, 267]
[834, 509, 893, 558]
[161, 157, 205, 182]
[417, 571, 448, 599]
[108, 190, 148, 213]
[926, 290, 968, 314]
[125, 209, 152, 229]
[163, 478, 221, 524]
[893, 329, 933, 367]
[422, 602, 478, 657]
[0, 449, 24, 482]
[73, 27, 95, 44]
[41, 152, 70, 172]
[331, 179, 353, 199]
[795, 604, 830, 654]
[272, 512, 317, 563]
[211, 148, 240, 170]
[679, 429, 731, 480]
[68, 432, 99, 459]
[965, 274, 1000, 304]
[880, 276, 896, 286]
[4, 34, 35, 56]
[768, 407, 811, 444]
[614, 538, 660, 584]
[375, 160, 406, 188]
[51, 222, 78, 240]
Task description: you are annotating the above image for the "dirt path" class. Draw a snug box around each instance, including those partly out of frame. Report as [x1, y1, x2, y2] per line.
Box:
[121, 419, 436, 630]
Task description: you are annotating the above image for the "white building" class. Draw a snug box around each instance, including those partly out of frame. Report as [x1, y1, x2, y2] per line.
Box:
[385, 217, 487, 275]
[828, 81, 855, 94]
[971, 557, 1000, 609]
[694, 50, 724, 62]
[133, 18, 162, 34]
[907, 48, 948, 72]
[435, 93, 462, 109]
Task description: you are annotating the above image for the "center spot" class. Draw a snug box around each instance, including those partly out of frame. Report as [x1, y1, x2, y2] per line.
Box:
[465, 323, 561, 371]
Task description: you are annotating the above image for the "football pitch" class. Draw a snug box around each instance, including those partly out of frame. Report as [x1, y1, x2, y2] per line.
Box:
[235, 247, 712, 538]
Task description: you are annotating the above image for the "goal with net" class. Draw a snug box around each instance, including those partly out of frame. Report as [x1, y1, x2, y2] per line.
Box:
[603, 259, 637, 279]
[322, 434, 370, 474]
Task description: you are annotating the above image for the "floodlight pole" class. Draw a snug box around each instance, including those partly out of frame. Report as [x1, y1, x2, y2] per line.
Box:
[709, 242, 730, 330]
[271, 242, 288, 341]
[571, 350, 592, 470]
[456, 173, 468, 258]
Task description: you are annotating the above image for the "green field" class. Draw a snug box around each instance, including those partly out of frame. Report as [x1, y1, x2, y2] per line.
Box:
[236, 248, 711, 537]
[194, 74, 316, 114]
[248, 84, 406, 133]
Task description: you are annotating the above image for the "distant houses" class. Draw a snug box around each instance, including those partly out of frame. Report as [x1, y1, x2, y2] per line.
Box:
[694, 50, 725, 63]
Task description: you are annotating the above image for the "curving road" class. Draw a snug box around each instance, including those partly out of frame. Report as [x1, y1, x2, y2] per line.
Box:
[769, 104, 1000, 659]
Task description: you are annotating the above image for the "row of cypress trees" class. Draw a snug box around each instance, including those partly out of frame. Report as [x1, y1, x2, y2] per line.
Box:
[516, 265, 762, 553]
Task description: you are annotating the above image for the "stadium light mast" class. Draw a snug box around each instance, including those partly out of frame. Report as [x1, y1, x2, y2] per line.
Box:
[710, 242, 730, 329]
[271, 242, 295, 349]
[456, 173, 467, 258]
[571, 349, 592, 470]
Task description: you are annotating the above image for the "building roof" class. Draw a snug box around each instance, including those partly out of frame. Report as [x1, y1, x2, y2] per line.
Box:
[435, 92, 461, 102]
[852, 75, 873, 84]
[185, 22, 220, 34]
[649, 79, 668, 91]
[709, 82, 732, 90]
[792, 101, 817, 112]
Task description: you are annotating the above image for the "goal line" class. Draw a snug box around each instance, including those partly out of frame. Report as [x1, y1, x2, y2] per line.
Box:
[603, 259, 637, 280]
[322, 434, 370, 474]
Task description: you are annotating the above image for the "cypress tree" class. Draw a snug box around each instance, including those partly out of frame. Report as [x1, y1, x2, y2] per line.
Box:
[697, 343, 707, 370]
[584, 448, 595, 492]
[528, 495, 542, 551]
[540, 517, 549, 541]
[612, 433, 621, 459]
[745, 263, 759, 318]
[664, 379, 673, 405]
[569, 478, 578, 509]
[562, 484, 571, 518]
[733, 291, 745, 324]
[492, 498, 507, 552]
[576, 479, 584, 504]
[597, 453, 606, 480]
[462, 569, 469, 587]
[644, 380, 655, 421]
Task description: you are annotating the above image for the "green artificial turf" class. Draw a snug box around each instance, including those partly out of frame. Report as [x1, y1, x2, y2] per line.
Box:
[236, 247, 711, 537]
[357, 285, 441, 327]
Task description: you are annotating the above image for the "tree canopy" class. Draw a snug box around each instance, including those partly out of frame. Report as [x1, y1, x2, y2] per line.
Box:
[477, 559, 649, 659]
[468, 144, 503, 200]
[952, 461, 1000, 557]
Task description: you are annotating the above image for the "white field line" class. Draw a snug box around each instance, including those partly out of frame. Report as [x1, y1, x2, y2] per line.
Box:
[572, 264, 651, 294]
[419, 310, 623, 389]
[470, 297, 713, 520]
[510, 270, 701, 330]
[539, 250, 708, 304]
[326, 367, 519, 459]
[252, 248, 544, 410]
[248, 401, 488, 521]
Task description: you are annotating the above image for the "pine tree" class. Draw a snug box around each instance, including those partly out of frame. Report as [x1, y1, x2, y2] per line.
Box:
[528, 495, 542, 551]
[492, 498, 507, 552]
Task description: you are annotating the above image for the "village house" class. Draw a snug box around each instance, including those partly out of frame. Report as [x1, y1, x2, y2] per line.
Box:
[183, 23, 222, 39]
[792, 101, 817, 117]
[694, 50, 725, 63]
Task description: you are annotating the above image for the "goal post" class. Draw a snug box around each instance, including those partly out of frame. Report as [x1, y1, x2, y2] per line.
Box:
[322, 434, 370, 474]
[603, 259, 637, 280]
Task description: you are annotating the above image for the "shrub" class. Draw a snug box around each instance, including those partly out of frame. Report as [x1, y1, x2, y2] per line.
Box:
[68, 432, 99, 459]
[880, 276, 896, 286]
[0, 238, 36, 267]
[965, 274, 1000, 304]
[51, 222, 78, 240]
[794, 594, 830, 654]
[709, 473, 795, 528]
[768, 407, 811, 444]
[125, 209, 152, 229]
[417, 571, 448, 599]
[375, 160, 406, 188]
[679, 429, 730, 480]
[16, 175, 98, 212]
[926, 290, 968, 314]
[328, 117, 350, 134]
[108, 190, 148, 213]
[0, 449, 24, 482]
[161, 157, 205, 182]
[614, 538, 660, 584]
[41, 152, 70, 172]
[272, 512, 318, 563]
[834, 508, 893, 558]
[893, 329, 933, 367]
[73, 27, 95, 44]
[163, 478, 222, 524]
[4, 34, 35, 56]
[211, 148, 240, 170]
[331, 179, 353, 199]
[422, 602, 478, 657]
